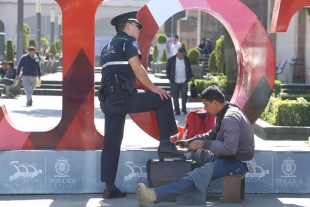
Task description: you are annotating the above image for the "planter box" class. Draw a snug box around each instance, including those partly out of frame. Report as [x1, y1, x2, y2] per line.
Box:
[253, 118, 310, 141]
[191, 64, 204, 79]
[154, 63, 166, 74]
[187, 94, 232, 102]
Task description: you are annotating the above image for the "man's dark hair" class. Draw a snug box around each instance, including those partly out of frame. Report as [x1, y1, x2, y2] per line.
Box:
[115, 23, 126, 32]
[177, 47, 186, 54]
[201, 39, 205, 42]
[174, 34, 179, 39]
[201, 85, 225, 103]
[7, 61, 14, 68]
[115, 21, 138, 32]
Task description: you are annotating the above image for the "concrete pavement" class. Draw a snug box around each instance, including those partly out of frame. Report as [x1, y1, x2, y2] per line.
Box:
[0, 193, 310, 207]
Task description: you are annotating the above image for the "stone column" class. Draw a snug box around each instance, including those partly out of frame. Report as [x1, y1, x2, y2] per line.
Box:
[291, 10, 306, 83]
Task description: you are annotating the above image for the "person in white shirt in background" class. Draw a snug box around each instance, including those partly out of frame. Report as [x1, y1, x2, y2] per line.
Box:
[170, 35, 182, 56]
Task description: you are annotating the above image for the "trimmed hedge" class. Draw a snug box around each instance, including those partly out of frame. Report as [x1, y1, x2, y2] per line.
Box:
[277, 100, 310, 126]
[281, 94, 310, 102]
[181, 42, 187, 53]
[261, 96, 310, 126]
[189, 74, 236, 95]
[28, 38, 37, 49]
[161, 48, 168, 62]
[188, 48, 201, 64]
[208, 51, 218, 73]
[157, 34, 167, 44]
[153, 44, 159, 62]
[274, 80, 281, 95]
[6, 39, 14, 62]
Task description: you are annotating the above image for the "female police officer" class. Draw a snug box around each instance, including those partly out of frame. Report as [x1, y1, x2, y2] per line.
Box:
[99, 11, 184, 199]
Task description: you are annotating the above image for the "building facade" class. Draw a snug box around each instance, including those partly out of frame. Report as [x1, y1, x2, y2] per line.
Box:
[0, 0, 309, 83]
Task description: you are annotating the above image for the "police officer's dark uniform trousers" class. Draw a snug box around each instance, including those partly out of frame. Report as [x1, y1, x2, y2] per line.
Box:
[99, 31, 179, 184]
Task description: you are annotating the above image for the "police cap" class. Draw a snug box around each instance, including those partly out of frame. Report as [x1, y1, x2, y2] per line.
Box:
[111, 11, 143, 29]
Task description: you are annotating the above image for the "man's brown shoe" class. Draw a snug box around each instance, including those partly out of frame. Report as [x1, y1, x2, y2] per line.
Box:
[136, 183, 156, 207]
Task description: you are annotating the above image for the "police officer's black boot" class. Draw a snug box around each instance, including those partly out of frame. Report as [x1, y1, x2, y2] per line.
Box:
[103, 182, 127, 199]
[158, 140, 186, 158]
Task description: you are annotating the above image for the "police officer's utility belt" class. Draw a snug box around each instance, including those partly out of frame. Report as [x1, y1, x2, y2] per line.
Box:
[98, 74, 135, 105]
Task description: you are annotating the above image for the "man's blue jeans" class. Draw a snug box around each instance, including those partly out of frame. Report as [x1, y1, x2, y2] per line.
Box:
[170, 81, 188, 113]
[154, 157, 248, 203]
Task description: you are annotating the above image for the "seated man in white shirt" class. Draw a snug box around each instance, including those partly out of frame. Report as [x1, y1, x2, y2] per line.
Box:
[166, 47, 194, 115]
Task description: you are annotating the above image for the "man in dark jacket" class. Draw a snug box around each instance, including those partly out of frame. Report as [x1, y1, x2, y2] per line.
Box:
[136, 85, 256, 206]
[166, 47, 194, 115]
[16, 46, 41, 106]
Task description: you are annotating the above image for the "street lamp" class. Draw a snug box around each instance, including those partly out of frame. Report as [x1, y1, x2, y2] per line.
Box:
[36, 0, 41, 51]
[50, 8, 55, 44]
[58, 13, 62, 40]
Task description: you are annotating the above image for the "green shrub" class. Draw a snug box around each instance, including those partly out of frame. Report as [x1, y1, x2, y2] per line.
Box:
[40, 38, 49, 48]
[188, 48, 201, 64]
[277, 100, 310, 126]
[215, 35, 225, 71]
[208, 51, 218, 73]
[161, 48, 168, 62]
[6, 39, 14, 62]
[49, 42, 57, 56]
[153, 44, 159, 62]
[261, 96, 281, 125]
[181, 42, 187, 53]
[157, 34, 167, 44]
[57, 40, 62, 51]
[274, 80, 281, 96]
[28, 38, 37, 49]
[55, 40, 60, 53]
[261, 96, 310, 126]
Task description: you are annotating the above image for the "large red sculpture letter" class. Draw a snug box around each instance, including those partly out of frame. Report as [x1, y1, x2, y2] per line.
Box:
[0, 0, 277, 149]
[131, 0, 276, 139]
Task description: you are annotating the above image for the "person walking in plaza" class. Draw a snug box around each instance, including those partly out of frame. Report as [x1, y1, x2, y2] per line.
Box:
[170, 35, 182, 56]
[136, 85, 256, 207]
[16, 46, 41, 106]
[166, 47, 194, 115]
[0, 61, 8, 78]
[99, 11, 184, 200]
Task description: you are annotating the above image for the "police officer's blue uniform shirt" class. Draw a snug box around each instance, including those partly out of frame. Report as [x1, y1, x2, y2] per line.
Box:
[100, 31, 141, 89]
